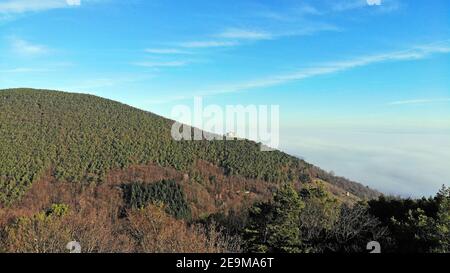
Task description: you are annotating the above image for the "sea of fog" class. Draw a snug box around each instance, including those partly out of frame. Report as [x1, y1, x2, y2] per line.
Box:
[280, 127, 450, 198]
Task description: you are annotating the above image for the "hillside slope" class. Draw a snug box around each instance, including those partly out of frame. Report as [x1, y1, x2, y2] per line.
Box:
[0, 88, 381, 205]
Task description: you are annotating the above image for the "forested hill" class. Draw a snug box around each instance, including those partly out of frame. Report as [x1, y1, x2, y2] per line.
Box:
[0, 88, 380, 204]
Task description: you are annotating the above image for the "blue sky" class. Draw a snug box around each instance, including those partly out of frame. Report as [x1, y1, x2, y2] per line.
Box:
[0, 0, 449, 197]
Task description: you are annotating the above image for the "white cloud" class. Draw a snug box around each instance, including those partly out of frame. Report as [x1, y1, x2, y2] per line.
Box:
[333, 0, 398, 12]
[332, 0, 370, 11]
[388, 98, 450, 105]
[132, 61, 188, 68]
[179, 40, 239, 48]
[367, 0, 382, 6]
[10, 38, 48, 56]
[66, 0, 81, 6]
[38, 74, 154, 93]
[331, 0, 402, 13]
[144, 48, 188, 54]
[0, 67, 50, 73]
[177, 24, 337, 51]
[296, 4, 323, 16]
[217, 28, 273, 40]
[217, 23, 338, 41]
[197, 42, 450, 95]
[0, 0, 81, 14]
[149, 41, 450, 103]
[282, 127, 450, 197]
[254, 3, 323, 21]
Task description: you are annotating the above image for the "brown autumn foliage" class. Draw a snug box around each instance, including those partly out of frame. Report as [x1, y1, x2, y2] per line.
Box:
[0, 203, 240, 253]
[1, 158, 367, 253]
[0, 192, 131, 253]
[0, 160, 274, 220]
[0, 160, 360, 253]
[0, 158, 374, 254]
[0, 161, 251, 253]
[126, 205, 241, 253]
[1, 205, 72, 253]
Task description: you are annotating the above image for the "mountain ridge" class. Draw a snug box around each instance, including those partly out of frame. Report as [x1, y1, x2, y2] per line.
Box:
[0, 88, 381, 206]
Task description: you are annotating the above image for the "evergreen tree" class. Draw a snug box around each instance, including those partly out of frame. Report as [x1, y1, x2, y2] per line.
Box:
[243, 183, 304, 253]
[123, 180, 191, 220]
[432, 186, 450, 253]
[298, 184, 340, 252]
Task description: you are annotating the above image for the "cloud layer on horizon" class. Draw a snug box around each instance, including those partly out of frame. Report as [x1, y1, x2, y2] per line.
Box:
[281, 127, 450, 197]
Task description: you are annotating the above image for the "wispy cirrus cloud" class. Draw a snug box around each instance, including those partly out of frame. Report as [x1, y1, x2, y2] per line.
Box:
[144, 48, 189, 55]
[132, 61, 188, 68]
[332, 0, 372, 12]
[0, 62, 73, 73]
[388, 98, 450, 105]
[0, 67, 50, 73]
[179, 40, 239, 49]
[43, 74, 154, 93]
[177, 23, 338, 50]
[148, 41, 450, 104]
[216, 28, 273, 40]
[296, 3, 323, 15]
[157, 3, 340, 53]
[9, 37, 48, 56]
[332, 0, 400, 13]
[0, 0, 81, 14]
[193, 42, 450, 96]
[254, 3, 323, 22]
[256, 0, 399, 20]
